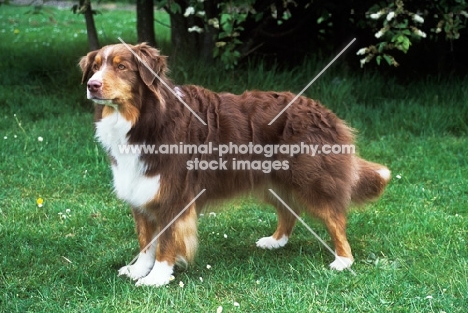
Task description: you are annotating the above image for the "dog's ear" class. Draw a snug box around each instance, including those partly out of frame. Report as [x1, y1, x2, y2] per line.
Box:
[134, 43, 167, 86]
[79, 50, 98, 84]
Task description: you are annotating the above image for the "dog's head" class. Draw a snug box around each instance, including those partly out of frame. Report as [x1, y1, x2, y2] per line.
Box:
[79, 43, 167, 113]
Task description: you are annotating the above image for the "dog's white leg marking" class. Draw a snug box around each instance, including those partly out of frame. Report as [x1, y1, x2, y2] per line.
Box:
[329, 254, 354, 271]
[118, 241, 156, 280]
[135, 261, 174, 287]
[256, 234, 288, 250]
[376, 168, 391, 182]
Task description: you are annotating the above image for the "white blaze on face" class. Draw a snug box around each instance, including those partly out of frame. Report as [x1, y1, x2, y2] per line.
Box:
[87, 46, 113, 100]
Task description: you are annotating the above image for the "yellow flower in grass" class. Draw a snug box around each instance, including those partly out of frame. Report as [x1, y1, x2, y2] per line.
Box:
[14, 29, 20, 34]
[37, 198, 43, 207]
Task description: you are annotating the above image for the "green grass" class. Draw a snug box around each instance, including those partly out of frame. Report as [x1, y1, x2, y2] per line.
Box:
[1, 4, 468, 312]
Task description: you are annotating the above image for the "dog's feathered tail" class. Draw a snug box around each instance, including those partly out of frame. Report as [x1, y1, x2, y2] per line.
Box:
[351, 157, 391, 205]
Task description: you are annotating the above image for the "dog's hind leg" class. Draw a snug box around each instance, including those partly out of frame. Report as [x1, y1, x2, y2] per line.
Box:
[314, 204, 354, 271]
[256, 193, 297, 250]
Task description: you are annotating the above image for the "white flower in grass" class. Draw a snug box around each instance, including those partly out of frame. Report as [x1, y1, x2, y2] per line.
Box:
[396, 174, 402, 179]
[188, 26, 204, 33]
[256, 280, 260, 284]
[184, 6, 195, 17]
[216, 306, 223, 313]
[356, 48, 368, 55]
[169, 275, 175, 281]
[387, 11, 395, 21]
[413, 14, 424, 23]
[370, 12, 382, 20]
[233, 301, 240, 307]
[199, 276, 203, 282]
[224, 234, 228, 238]
[3, 136, 7, 140]
[206, 264, 212, 269]
[179, 281, 184, 288]
[38, 136, 43, 142]
[209, 212, 216, 217]
[425, 295, 433, 299]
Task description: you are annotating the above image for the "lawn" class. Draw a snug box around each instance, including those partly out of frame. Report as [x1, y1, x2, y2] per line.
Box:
[1, 4, 467, 312]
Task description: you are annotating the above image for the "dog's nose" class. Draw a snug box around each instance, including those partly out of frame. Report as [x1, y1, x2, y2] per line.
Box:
[87, 80, 102, 93]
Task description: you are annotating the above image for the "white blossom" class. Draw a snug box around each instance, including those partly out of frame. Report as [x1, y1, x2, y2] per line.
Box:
[183, 6, 195, 17]
[356, 48, 368, 55]
[386, 11, 395, 21]
[370, 12, 382, 20]
[414, 29, 426, 38]
[375, 30, 384, 38]
[360, 58, 367, 68]
[208, 18, 220, 29]
[188, 26, 204, 33]
[38, 136, 43, 142]
[413, 14, 424, 23]
[216, 306, 223, 313]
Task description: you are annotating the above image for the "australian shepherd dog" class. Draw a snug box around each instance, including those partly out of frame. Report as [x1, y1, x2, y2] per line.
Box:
[79, 43, 390, 287]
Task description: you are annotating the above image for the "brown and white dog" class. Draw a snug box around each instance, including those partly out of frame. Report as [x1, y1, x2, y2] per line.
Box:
[79, 43, 390, 287]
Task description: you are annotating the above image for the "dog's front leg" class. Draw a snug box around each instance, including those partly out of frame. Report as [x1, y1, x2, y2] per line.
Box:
[118, 208, 157, 281]
[135, 203, 198, 287]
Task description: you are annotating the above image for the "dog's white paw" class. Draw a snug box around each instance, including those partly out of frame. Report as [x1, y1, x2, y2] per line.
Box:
[118, 263, 153, 281]
[118, 250, 155, 280]
[256, 235, 288, 250]
[135, 261, 173, 287]
[329, 256, 353, 271]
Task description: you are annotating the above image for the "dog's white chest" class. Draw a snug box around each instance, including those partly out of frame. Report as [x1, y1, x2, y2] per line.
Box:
[95, 111, 160, 208]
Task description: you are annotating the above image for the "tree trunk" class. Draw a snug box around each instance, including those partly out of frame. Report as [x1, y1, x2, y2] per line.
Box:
[169, 0, 199, 58]
[200, 0, 220, 63]
[137, 0, 156, 47]
[167, 0, 220, 62]
[80, 0, 100, 50]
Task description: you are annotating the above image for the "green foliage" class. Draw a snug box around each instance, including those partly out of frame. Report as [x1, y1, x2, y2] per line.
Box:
[159, 0, 298, 69]
[358, 0, 468, 67]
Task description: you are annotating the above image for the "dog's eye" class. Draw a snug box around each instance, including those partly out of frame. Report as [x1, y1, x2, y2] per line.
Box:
[92, 63, 99, 71]
[118, 64, 126, 70]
